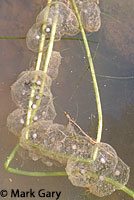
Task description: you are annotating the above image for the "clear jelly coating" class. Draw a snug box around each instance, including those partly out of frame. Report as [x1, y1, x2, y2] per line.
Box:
[26, 2, 79, 52]
[29, 51, 62, 80]
[11, 71, 52, 108]
[53, 0, 70, 5]
[36, 2, 79, 37]
[66, 152, 130, 197]
[7, 95, 56, 137]
[20, 121, 93, 164]
[76, 0, 101, 32]
[20, 120, 66, 164]
[86, 157, 130, 197]
[26, 23, 54, 52]
[75, 0, 99, 7]
[89, 142, 118, 175]
[7, 108, 26, 137]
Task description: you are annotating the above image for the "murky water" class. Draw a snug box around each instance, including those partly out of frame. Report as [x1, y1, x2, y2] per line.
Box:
[0, 0, 134, 200]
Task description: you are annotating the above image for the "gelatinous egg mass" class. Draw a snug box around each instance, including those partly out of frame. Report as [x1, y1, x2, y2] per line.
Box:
[76, 0, 101, 32]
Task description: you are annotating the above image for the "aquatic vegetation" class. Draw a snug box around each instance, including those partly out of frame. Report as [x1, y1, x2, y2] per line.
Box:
[3, 0, 134, 199]
[75, 0, 101, 32]
[26, 2, 79, 52]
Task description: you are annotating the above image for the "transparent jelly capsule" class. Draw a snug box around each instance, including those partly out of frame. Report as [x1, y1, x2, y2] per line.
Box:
[7, 108, 26, 137]
[85, 173, 116, 197]
[11, 71, 52, 109]
[66, 149, 94, 188]
[7, 100, 56, 138]
[46, 51, 62, 80]
[53, 0, 70, 6]
[86, 157, 130, 197]
[28, 150, 42, 161]
[29, 51, 62, 80]
[89, 142, 118, 176]
[20, 120, 93, 165]
[26, 22, 61, 52]
[75, 0, 99, 8]
[36, 2, 79, 37]
[31, 93, 57, 120]
[66, 148, 130, 197]
[66, 141, 118, 183]
[26, 23, 50, 52]
[66, 142, 117, 192]
[109, 157, 130, 189]
[20, 120, 68, 164]
[17, 146, 31, 160]
[78, 1, 101, 32]
[40, 96, 57, 121]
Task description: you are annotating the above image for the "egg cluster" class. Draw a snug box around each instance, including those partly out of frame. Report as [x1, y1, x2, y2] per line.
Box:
[26, 0, 101, 52]
[66, 143, 130, 197]
[7, 0, 129, 197]
[7, 51, 61, 137]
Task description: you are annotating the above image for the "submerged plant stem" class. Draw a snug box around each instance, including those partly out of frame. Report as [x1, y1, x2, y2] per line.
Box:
[26, 0, 53, 127]
[4, 143, 134, 198]
[71, 0, 103, 143]
[4, 144, 67, 176]
[30, 2, 59, 121]
[0, 36, 98, 44]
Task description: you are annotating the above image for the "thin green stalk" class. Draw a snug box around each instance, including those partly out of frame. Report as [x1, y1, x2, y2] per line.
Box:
[6, 168, 67, 177]
[4, 144, 19, 169]
[71, 0, 103, 144]
[43, 3, 59, 73]
[97, 74, 134, 80]
[104, 177, 134, 198]
[70, 0, 134, 198]
[4, 144, 134, 198]
[30, 2, 59, 121]
[0, 36, 98, 43]
[4, 144, 67, 176]
[35, 0, 53, 71]
[26, 0, 53, 127]
[87, 171, 134, 198]
[0, 36, 26, 39]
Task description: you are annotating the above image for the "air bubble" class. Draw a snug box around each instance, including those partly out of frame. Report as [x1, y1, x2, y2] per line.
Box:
[26, 23, 49, 52]
[72, 144, 77, 150]
[36, 80, 41, 86]
[99, 175, 104, 181]
[80, 169, 86, 174]
[32, 104, 37, 109]
[33, 116, 38, 121]
[115, 170, 120, 176]
[45, 27, 51, 33]
[100, 157, 106, 164]
[32, 133, 38, 139]
[20, 118, 25, 125]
